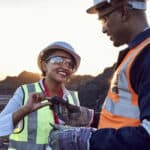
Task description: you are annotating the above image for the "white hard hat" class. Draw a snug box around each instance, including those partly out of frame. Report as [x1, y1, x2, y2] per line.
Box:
[87, 0, 147, 14]
[37, 41, 81, 73]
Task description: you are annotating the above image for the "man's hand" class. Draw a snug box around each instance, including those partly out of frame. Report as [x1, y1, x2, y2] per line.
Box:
[48, 96, 94, 126]
[48, 124, 96, 150]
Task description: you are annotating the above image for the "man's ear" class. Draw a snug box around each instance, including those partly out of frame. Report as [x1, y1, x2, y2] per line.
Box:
[121, 6, 130, 21]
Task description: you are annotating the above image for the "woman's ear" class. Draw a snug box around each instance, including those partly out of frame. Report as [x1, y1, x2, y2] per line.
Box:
[41, 61, 47, 73]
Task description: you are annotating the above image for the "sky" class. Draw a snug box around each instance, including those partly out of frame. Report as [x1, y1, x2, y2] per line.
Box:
[0, 0, 150, 80]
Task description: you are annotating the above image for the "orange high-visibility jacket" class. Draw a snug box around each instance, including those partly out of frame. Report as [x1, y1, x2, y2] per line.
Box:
[99, 37, 150, 129]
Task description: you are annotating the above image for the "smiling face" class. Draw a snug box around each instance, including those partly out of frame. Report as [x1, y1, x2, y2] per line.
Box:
[42, 50, 75, 84]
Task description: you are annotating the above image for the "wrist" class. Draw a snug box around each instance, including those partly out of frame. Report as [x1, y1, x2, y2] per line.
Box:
[12, 105, 31, 127]
[21, 105, 31, 115]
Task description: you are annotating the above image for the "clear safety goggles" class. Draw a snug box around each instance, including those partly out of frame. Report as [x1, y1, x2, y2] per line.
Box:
[46, 56, 76, 71]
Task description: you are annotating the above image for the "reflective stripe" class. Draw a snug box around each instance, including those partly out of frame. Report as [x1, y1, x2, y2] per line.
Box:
[141, 119, 150, 135]
[99, 38, 150, 129]
[68, 91, 80, 106]
[74, 91, 80, 106]
[103, 97, 140, 118]
[9, 140, 47, 150]
[27, 84, 37, 143]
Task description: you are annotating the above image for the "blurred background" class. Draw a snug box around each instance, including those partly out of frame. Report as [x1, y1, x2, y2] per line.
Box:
[1, 0, 149, 79]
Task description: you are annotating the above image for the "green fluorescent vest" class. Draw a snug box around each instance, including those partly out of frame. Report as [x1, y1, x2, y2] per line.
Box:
[9, 82, 79, 150]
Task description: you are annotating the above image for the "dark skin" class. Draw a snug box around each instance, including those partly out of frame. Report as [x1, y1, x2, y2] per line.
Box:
[97, 5, 148, 46]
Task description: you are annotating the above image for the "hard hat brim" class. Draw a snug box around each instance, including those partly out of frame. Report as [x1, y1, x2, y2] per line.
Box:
[87, 4, 99, 14]
[87, 0, 147, 14]
[87, 1, 107, 14]
[38, 44, 81, 73]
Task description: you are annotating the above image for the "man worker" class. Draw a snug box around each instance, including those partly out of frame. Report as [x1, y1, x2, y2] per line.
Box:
[48, 0, 150, 149]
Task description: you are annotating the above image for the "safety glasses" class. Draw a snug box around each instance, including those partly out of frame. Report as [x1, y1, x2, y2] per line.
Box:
[46, 56, 75, 71]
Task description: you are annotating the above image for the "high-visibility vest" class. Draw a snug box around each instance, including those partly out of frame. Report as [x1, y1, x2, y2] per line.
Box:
[98, 38, 150, 129]
[8, 82, 80, 150]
